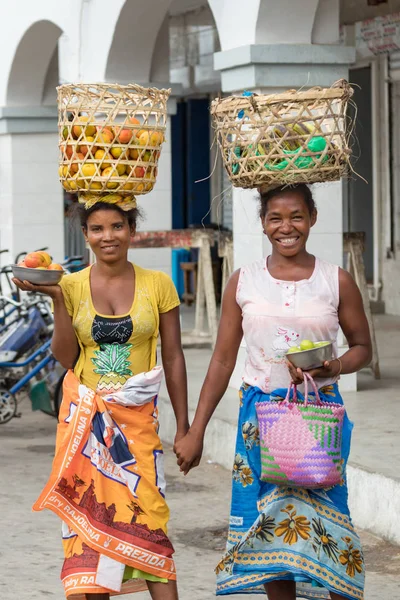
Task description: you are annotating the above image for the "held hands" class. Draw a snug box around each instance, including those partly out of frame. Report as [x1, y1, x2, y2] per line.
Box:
[174, 428, 204, 476]
[287, 358, 342, 385]
[12, 278, 62, 301]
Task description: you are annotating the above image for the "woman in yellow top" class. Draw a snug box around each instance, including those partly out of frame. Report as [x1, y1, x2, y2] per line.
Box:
[14, 202, 188, 600]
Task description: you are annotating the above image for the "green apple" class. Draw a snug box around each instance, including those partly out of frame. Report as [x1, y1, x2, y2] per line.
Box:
[299, 339, 315, 351]
[287, 346, 300, 354]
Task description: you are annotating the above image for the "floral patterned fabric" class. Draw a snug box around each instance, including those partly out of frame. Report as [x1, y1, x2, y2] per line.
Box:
[216, 384, 364, 599]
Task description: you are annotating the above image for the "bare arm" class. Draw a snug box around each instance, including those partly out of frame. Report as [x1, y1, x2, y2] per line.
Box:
[12, 278, 79, 370]
[335, 268, 372, 371]
[51, 290, 80, 369]
[288, 268, 372, 383]
[174, 270, 243, 473]
[159, 307, 189, 441]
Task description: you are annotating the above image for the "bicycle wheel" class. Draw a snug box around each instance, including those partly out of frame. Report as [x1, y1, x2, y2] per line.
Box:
[0, 389, 17, 424]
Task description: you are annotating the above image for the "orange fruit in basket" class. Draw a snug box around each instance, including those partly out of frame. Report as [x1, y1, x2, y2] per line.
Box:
[110, 146, 124, 159]
[68, 177, 81, 191]
[65, 145, 75, 160]
[120, 175, 134, 191]
[59, 165, 69, 178]
[73, 116, 96, 139]
[142, 150, 152, 162]
[70, 153, 85, 174]
[117, 128, 133, 144]
[150, 131, 164, 146]
[129, 117, 141, 136]
[48, 263, 63, 271]
[116, 163, 126, 176]
[94, 149, 112, 169]
[138, 131, 150, 146]
[89, 181, 103, 191]
[96, 128, 114, 144]
[133, 182, 145, 193]
[130, 148, 139, 160]
[132, 166, 145, 178]
[80, 137, 98, 157]
[102, 167, 119, 189]
[81, 163, 97, 177]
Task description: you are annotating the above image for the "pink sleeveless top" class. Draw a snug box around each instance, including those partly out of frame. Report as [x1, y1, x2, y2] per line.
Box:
[236, 257, 340, 393]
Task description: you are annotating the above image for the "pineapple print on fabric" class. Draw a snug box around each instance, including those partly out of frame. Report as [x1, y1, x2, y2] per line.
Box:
[91, 314, 135, 394]
[92, 343, 133, 395]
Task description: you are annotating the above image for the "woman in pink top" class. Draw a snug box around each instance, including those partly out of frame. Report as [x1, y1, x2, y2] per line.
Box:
[175, 184, 371, 600]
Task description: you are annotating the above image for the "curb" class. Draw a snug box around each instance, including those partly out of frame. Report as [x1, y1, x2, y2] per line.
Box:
[158, 394, 400, 547]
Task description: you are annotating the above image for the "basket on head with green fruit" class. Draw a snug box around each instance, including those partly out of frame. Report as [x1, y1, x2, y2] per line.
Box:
[286, 339, 333, 371]
[58, 83, 171, 211]
[210, 79, 354, 189]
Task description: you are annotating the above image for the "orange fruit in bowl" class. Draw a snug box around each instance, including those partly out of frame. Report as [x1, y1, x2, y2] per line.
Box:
[37, 251, 52, 267]
[48, 263, 63, 271]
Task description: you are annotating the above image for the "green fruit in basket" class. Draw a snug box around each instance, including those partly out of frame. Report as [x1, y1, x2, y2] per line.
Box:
[287, 346, 300, 354]
[299, 340, 315, 351]
[314, 341, 330, 348]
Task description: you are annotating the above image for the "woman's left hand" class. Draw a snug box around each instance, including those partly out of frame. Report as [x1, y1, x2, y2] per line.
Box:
[287, 359, 341, 384]
[307, 359, 341, 380]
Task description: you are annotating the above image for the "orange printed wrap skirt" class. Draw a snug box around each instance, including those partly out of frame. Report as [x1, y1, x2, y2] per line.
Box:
[33, 367, 175, 598]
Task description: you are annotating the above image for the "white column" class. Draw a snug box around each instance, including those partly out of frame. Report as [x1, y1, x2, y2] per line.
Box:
[128, 117, 173, 275]
[0, 108, 64, 263]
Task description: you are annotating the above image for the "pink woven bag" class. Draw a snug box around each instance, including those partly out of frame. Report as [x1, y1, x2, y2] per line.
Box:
[255, 372, 345, 489]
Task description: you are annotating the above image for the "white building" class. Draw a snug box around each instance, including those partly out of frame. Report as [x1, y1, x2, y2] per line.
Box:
[1, 0, 400, 318]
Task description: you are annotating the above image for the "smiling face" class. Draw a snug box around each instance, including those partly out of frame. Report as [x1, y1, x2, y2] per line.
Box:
[261, 189, 317, 258]
[83, 208, 135, 264]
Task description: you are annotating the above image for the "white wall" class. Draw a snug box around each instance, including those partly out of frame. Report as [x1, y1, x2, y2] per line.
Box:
[129, 119, 173, 275]
[0, 132, 64, 261]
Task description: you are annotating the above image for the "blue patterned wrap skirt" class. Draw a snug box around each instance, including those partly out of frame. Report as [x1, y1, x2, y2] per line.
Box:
[216, 383, 365, 599]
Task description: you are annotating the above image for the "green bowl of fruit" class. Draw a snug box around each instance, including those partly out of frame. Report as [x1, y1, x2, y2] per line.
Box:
[286, 339, 333, 370]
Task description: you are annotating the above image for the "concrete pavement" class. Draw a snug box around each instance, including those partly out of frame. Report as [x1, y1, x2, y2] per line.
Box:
[1, 402, 399, 600]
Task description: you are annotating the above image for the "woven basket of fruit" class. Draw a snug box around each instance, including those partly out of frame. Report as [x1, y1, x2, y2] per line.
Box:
[210, 80, 354, 189]
[58, 83, 171, 210]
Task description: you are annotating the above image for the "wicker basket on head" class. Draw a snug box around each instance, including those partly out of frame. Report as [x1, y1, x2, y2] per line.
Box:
[210, 80, 354, 189]
[58, 83, 171, 210]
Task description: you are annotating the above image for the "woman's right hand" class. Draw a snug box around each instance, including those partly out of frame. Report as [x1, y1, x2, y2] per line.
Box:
[12, 278, 63, 301]
[286, 360, 304, 385]
[174, 429, 204, 476]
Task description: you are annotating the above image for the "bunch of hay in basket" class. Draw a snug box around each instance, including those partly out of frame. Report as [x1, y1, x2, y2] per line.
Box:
[210, 79, 354, 189]
[58, 83, 171, 211]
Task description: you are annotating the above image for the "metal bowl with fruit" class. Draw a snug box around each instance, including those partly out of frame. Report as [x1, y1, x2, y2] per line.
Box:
[286, 339, 333, 370]
[12, 265, 64, 286]
[12, 251, 64, 286]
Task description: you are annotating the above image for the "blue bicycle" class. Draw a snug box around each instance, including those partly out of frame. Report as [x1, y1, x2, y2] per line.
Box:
[0, 254, 87, 424]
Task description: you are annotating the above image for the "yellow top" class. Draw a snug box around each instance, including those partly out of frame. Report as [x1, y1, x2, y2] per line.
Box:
[58, 264, 180, 392]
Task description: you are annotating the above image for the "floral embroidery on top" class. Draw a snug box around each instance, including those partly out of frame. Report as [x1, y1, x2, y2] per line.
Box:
[271, 326, 300, 357]
[275, 504, 311, 545]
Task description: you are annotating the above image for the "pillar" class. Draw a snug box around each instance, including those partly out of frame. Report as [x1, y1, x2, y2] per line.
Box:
[0, 106, 64, 263]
